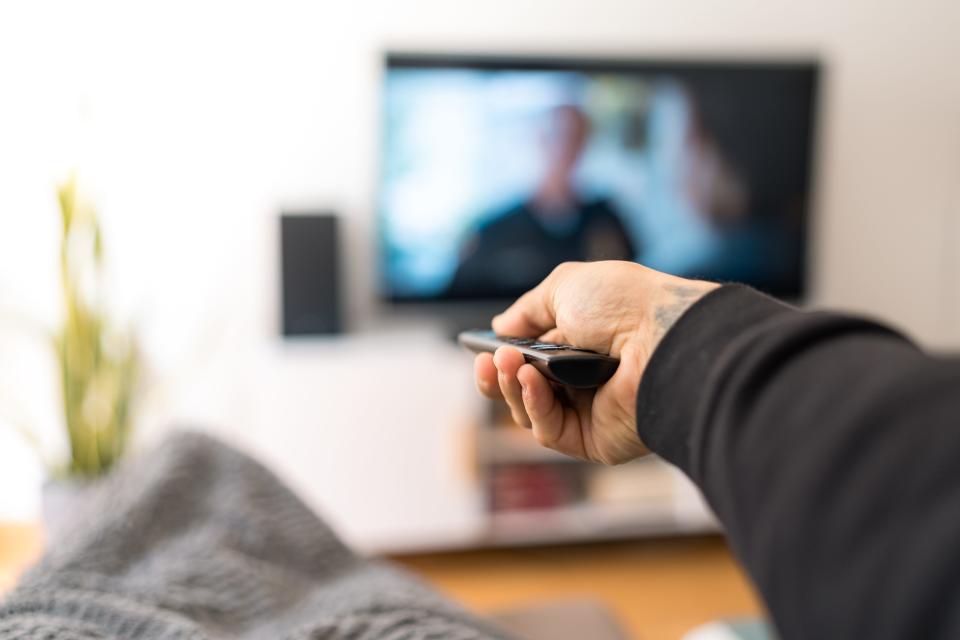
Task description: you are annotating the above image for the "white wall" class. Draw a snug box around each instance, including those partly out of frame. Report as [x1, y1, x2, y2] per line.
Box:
[1, 0, 959, 544]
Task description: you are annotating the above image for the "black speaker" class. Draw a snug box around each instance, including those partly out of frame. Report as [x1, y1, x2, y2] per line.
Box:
[280, 213, 342, 336]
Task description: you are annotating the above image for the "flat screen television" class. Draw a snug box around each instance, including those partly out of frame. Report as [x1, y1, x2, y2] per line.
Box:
[377, 53, 819, 303]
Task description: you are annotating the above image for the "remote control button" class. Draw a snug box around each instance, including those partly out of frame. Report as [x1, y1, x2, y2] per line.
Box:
[503, 337, 536, 346]
[530, 343, 566, 350]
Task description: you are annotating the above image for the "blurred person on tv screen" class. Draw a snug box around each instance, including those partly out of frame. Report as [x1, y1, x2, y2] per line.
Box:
[447, 105, 635, 297]
[379, 61, 815, 300]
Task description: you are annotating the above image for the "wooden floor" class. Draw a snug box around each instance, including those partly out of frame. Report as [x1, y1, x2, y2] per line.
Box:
[392, 535, 763, 639]
[1, 522, 762, 639]
[0, 523, 42, 595]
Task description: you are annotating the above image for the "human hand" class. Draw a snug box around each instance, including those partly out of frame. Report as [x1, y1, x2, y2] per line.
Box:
[475, 261, 719, 465]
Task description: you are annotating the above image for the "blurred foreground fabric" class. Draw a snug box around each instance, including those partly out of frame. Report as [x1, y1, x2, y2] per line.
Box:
[0, 431, 508, 639]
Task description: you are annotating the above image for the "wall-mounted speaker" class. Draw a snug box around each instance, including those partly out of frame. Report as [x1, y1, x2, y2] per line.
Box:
[280, 213, 342, 336]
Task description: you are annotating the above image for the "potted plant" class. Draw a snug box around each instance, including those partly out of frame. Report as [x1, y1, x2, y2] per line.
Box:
[43, 175, 140, 532]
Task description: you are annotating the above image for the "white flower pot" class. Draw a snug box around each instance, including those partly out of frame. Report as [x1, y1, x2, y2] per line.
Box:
[41, 477, 93, 542]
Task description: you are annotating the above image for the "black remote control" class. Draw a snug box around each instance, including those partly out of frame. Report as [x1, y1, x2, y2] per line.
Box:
[458, 330, 619, 389]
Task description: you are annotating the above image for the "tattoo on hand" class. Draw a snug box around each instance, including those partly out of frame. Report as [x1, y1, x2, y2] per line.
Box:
[654, 285, 709, 340]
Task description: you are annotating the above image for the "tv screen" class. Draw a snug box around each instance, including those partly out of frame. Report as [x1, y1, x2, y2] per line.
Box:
[378, 54, 818, 301]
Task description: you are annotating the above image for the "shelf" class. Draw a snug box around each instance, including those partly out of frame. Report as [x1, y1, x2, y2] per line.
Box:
[485, 500, 717, 547]
[480, 457, 718, 546]
[472, 404, 718, 549]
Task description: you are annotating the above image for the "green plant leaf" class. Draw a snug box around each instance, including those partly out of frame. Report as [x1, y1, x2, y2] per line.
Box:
[54, 174, 140, 477]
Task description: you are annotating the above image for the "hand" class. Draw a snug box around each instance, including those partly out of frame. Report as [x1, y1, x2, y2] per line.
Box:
[475, 261, 719, 465]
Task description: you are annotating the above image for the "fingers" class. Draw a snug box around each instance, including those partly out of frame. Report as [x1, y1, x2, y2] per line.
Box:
[493, 347, 530, 428]
[474, 353, 502, 400]
[481, 349, 560, 435]
[492, 264, 571, 336]
[516, 364, 565, 445]
[484, 351, 592, 461]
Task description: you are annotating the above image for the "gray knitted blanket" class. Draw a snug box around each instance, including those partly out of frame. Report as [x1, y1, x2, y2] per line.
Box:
[0, 432, 510, 639]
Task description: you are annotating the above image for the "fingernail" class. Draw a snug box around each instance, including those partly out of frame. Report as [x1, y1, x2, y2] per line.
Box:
[520, 382, 528, 398]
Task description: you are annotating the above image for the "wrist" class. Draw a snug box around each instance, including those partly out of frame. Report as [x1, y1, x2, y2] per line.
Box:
[650, 279, 721, 347]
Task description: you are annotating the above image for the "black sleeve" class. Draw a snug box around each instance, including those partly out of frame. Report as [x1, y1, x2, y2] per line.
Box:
[636, 284, 960, 639]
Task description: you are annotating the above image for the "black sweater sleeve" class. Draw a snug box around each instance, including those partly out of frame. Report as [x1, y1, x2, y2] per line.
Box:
[636, 284, 960, 639]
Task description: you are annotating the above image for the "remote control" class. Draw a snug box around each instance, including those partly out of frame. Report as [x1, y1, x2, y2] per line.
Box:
[458, 330, 619, 389]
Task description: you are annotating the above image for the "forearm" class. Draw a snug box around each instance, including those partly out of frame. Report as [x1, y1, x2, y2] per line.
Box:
[637, 285, 960, 638]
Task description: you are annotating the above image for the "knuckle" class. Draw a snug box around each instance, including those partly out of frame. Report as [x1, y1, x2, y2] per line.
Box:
[532, 426, 554, 447]
[511, 411, 530, 428]
[552, 261, 579, 278]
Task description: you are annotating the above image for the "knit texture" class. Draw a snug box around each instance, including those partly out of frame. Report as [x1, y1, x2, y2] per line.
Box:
[0, 432, 510, 640]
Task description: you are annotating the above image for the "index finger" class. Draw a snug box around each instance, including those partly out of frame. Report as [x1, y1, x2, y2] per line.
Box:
[474, 353, 502, 400]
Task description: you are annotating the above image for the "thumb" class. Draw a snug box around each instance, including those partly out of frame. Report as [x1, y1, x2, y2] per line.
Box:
[492, 275, 559, 337]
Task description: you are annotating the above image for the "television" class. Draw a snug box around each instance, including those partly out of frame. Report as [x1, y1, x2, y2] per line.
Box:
[377, 53, 819, 304]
